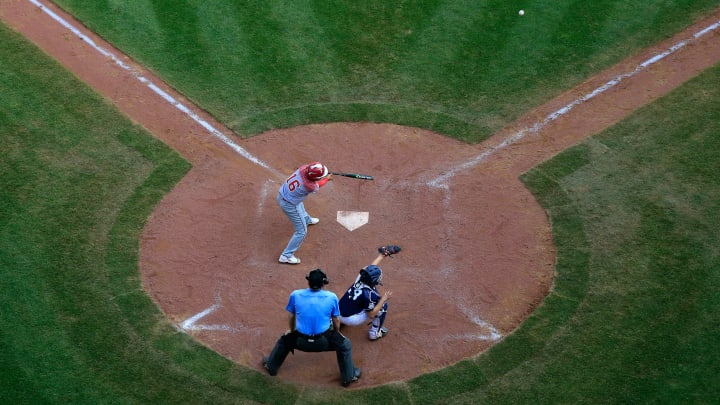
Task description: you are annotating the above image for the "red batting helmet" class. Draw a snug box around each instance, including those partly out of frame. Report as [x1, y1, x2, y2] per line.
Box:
[306, 162, 329, 180]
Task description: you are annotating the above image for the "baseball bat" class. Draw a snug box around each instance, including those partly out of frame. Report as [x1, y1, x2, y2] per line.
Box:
[329, 171, 374, 180]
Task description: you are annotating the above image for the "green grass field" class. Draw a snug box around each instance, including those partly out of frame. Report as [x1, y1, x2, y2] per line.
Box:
[2, 1, 719, 403]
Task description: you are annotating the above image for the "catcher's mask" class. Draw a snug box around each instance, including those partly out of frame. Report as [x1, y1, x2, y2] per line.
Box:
[360, 265, 383, 286]
[306, 268, 329, 289]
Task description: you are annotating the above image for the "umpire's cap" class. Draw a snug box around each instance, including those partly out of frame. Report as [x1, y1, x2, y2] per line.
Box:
[306, 268, 329, 289]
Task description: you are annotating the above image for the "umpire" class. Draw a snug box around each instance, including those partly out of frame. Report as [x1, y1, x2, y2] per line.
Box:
[263, 268, 362, 387]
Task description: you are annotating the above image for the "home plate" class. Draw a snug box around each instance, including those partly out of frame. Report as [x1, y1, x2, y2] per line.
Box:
[337, 211, 369, 231]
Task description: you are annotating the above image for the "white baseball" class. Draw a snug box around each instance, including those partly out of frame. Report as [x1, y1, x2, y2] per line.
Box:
[519, 10, 525, 16]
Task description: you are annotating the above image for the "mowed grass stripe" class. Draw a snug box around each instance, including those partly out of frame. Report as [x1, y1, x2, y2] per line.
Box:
[53, 1, 720, 141]
[0, 23, 290, 404]
[5, 1, 720, 403]
[407, 62, 720, 404]
[0, 23, 152, 401]
[480, 64, 720, 403]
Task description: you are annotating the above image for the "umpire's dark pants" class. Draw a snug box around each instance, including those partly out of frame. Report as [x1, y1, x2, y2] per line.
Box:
[265, 329, 356, 383]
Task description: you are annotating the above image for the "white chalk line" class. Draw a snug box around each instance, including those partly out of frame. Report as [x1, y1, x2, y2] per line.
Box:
[28, 0, 271, 170]
[457, 301, 503, 342]
[32, 0, 714, 344]
[31, 0, 718, 186]
[429, 19, 720, 188]
[431, 19, 720, 339]
[179, 301, 238, 333]
[256, 179, 276, 217]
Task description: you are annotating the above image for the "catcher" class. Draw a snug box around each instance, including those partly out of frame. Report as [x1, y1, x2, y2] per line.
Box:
[338, 245, 401, 341]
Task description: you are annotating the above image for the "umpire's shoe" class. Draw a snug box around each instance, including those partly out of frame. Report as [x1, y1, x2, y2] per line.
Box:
[262, 356, 276, 376]
[342, 368, 362, 387]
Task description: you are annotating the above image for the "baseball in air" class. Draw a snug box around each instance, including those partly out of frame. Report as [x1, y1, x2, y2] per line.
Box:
[519, 10, 525, 16]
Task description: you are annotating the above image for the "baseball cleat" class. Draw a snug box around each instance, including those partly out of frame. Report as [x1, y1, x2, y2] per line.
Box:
[370, 326, 389, 341]
[308, 217, 320, 225]
[279, 255, 301, 264]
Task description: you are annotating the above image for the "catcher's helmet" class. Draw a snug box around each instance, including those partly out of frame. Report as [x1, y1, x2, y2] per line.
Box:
[360, 265, 383, 286]
[306, 268, 329, 289]
[306, 162, 329, 181]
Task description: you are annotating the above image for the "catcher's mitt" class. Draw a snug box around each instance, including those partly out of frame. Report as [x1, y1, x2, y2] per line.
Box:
[378, 245, 401, 257]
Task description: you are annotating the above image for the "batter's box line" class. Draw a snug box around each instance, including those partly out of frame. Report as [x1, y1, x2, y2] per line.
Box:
[447, 332, 502, 342]
[456, 301, 503, 342]
[179, 301, 239, 333]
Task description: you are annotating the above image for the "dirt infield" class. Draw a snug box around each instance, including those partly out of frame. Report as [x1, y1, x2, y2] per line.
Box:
[2, 0, 718, 389]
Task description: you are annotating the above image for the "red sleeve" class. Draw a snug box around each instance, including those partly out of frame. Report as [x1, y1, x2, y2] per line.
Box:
[317, 178, 330, 187]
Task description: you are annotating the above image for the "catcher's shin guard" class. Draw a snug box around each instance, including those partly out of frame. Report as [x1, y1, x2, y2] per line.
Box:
[369, 304, 388, 340]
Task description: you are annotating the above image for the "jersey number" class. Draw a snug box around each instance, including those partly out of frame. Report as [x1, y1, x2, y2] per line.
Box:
[348, 287, 362, 301]
[286, 173, 301, 191]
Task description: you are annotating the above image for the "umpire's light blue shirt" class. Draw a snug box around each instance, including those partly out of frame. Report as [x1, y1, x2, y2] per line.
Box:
[286, 288, 339, 335]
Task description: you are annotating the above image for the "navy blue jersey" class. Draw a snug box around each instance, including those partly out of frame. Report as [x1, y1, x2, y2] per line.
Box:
[339, 281, 381, 317]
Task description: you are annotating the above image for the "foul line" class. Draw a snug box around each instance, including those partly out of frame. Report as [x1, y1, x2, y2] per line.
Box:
[27, 0, 270, 169]
[429, 19, 720, 188]
[29, 0, 719, 184]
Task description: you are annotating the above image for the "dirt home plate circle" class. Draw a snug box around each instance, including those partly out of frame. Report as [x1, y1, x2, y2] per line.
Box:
[139, 122, 556, 387]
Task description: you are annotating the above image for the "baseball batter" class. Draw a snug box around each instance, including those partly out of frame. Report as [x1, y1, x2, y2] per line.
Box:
[338, 245, 401, 340]
[277, 162, 332, 264]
